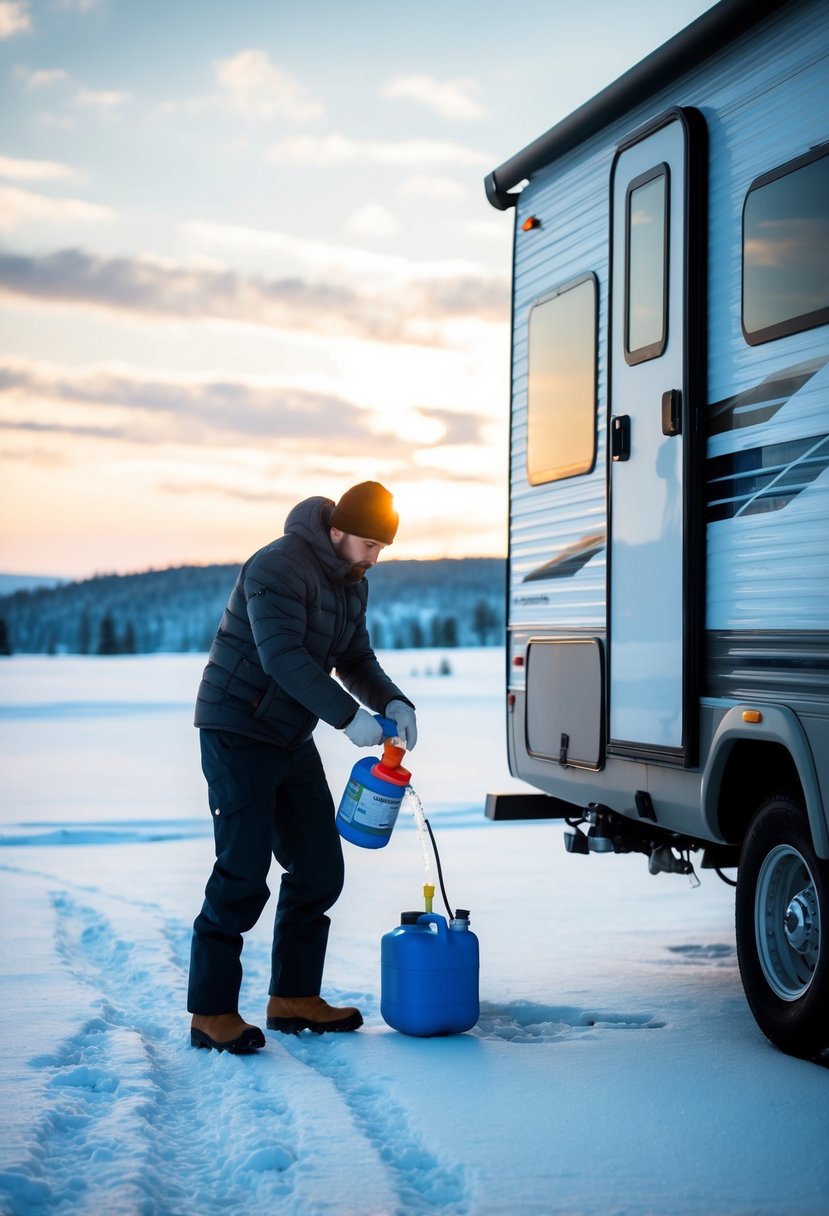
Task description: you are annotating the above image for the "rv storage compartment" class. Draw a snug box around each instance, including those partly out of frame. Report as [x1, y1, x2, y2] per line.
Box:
[525, 638, 603, 769]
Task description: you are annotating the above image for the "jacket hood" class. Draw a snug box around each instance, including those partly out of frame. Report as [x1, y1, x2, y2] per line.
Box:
[284, 496, 351, 580]
[284, 495, 332, 540]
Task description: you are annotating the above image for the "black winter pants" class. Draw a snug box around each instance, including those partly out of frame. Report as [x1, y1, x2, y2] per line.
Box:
[187, 728, 345, 1015]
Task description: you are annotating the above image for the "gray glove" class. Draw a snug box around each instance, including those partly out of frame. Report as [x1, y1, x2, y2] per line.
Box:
[386, 699, 418, 750]
[343, 708, 385, 748]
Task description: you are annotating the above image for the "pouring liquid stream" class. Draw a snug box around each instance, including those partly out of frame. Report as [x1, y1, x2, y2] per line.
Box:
[403, 787, 432, 876]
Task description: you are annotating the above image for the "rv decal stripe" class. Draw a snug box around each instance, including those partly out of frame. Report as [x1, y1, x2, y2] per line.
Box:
[706, 631, 829, 703]
[706, 433, 829, 522]
[522, 531, 606, 583]
[707, 357, 827, 436]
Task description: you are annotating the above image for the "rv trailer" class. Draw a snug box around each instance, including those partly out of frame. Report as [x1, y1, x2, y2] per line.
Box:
[485, 0, 829, 1059]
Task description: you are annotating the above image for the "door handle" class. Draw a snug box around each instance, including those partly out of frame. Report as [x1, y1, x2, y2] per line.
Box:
[661, 389, 682, 437]
[610, 414, 630, 462]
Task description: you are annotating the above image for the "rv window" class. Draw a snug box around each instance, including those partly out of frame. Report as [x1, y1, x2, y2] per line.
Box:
[743, 145, 829, 344]
[526, 274, 597, 485]
[625, 165, 669, 364]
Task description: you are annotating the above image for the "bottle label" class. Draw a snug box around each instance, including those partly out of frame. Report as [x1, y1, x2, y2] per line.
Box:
[339, 780, 402, 834]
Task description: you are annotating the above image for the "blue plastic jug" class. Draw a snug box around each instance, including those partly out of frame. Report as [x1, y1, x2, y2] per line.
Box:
[336, 715, 411, 849]
[381, 911, 480, 1036]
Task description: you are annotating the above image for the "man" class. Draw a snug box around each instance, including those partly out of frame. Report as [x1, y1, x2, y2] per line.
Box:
[188, 482, 417, 1053]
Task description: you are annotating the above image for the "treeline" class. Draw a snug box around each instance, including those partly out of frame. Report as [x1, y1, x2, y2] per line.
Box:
[0, 558, 506, 655]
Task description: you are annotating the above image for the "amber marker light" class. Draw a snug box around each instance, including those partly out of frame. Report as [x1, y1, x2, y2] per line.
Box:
[522, 215, 541, 231]
[742, 709, 763, 723]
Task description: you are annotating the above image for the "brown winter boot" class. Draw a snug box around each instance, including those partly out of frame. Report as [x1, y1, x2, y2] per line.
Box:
[190, 1013, 266, 1053]
[266, 995, 363, 1034]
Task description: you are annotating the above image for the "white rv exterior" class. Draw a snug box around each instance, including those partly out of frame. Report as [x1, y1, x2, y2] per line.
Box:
[486, 0, 829, 1058]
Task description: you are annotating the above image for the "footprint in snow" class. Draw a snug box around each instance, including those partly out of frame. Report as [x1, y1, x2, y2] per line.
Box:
[0, 891, 302, 1216]
[472, 1000, 665, 1042]
[666, 943, 737, 966]
[278, 1031, 471, 1215]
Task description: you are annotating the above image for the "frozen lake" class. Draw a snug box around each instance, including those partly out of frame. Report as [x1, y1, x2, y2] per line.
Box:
[1, 651, 828, 1214]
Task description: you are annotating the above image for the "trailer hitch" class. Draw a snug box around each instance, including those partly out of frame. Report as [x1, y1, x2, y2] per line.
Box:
[648, 843, 700, 887]
[564, 804, 701, 886]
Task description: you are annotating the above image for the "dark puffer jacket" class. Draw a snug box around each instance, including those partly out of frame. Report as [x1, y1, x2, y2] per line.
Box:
[194, 496, 411, 747]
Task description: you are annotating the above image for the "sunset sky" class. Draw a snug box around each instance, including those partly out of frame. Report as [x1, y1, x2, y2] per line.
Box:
[0, 0, 714, 580]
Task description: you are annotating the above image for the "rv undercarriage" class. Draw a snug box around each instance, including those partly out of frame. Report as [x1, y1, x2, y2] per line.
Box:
[485, 793, 741, 885]
[564, 803, 704, 886]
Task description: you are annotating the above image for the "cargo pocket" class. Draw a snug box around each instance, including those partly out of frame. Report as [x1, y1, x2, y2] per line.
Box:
[206, 770, 253, 822]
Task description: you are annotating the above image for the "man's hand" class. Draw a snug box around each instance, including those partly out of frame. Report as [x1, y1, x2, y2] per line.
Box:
[386, 699, 417, 750]
[342, 708, 385, 748]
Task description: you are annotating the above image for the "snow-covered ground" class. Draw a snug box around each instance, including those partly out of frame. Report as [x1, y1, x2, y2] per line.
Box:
[1, 651, 828, 1215]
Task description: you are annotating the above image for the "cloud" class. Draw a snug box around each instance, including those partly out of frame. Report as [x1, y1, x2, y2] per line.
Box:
[56, 0, 105, 10]
[14, 63, 129, 114]
[214, 50, 323, 122]
[413, 407, 485, 446]
[184, 218, 486, 284]
[345, 203, 400, 240]
[270, 132, 490, 168]
[0, 416, 129, 441]
[0, 361, 490, 461]
[157, 480, 289, 503]
[74, 85, 130, 111]
[0, 247, 508, 344]
[17, 67, 70, 89]
[0, 186, 114, 232]
[462, 219, 511, 242]
[398, 175, 465, 200]
[0, 153, 75, 181]
[0, 1, 30, 39]
[0, 361, 380, 448]
[380, 74, 486, 121]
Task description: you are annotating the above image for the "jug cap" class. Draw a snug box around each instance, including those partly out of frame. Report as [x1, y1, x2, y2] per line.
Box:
[400, 910, 423, 924]
[371, 760, 411, 787]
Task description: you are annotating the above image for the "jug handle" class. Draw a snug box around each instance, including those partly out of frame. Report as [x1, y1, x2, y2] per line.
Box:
[374, 714, 400, 738]
[416, 913, 447, 938]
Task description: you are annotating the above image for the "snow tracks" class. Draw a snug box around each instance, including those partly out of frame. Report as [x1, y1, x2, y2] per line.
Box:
[0, 868, 469, 1216]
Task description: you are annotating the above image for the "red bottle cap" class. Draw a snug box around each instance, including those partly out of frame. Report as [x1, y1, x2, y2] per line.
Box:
[371, 761, 411, 787]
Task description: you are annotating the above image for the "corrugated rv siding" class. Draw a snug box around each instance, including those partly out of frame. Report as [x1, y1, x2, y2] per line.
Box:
[510, 142, 609, 633]
[508, 0, 829, 639]
[702, 1, 829, 631]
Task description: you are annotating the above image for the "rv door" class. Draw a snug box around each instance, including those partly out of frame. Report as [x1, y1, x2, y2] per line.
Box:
[607, 108, 706, 765]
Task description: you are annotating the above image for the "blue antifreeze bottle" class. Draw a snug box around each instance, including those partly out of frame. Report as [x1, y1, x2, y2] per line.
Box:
[336, 715, 411, 849]
[381, 890, 480, 1036]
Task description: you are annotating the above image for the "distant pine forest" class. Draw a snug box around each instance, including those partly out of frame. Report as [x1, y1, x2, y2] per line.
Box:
[0, 558, 506, 655]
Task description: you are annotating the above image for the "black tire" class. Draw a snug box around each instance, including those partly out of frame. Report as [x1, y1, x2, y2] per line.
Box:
[736, 792, 829, 1059]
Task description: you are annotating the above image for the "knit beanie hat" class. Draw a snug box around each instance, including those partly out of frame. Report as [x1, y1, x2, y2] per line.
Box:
[330, 481, 399, 544]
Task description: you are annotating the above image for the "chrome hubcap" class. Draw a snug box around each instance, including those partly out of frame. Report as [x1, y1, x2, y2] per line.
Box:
[784, 887, 818, 954]
[755, 845, 820, 1001]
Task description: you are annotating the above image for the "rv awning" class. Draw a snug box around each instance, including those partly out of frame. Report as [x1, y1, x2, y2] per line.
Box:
[485, 0, 790, 210]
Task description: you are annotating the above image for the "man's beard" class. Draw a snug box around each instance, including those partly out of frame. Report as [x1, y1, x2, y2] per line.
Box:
[331, 535, 370, 583]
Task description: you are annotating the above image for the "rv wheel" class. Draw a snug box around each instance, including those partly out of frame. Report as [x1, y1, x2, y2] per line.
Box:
[736, 793, 829, 1059]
